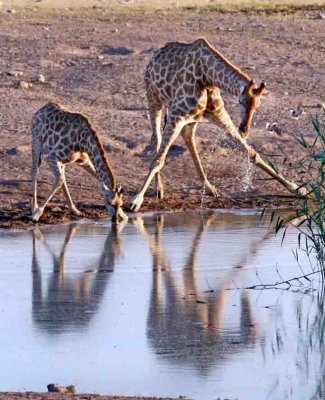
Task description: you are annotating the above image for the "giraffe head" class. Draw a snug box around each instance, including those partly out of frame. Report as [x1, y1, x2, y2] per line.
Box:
[238, 80, 266, 139]
[105, 185, 128, 224]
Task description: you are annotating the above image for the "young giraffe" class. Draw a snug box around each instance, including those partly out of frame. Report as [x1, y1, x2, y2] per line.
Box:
[130, 37, 266, 212]
[31, 102, 128, 223]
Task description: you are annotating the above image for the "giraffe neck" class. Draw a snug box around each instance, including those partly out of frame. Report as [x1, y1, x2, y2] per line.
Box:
[198, 38, 250, 96]
[83, 124, 116, 195]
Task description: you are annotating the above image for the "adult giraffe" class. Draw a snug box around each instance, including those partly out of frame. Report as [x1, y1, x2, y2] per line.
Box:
[129, 37, 266, 211]
[30, 102, 127, 223]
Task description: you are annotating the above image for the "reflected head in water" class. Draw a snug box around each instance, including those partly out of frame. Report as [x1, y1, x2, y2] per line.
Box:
[31, 221, 126, 335]
[30, 102, 128, 224]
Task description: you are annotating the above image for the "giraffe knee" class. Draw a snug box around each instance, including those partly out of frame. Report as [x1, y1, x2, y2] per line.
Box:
[150, 157, 164, 171]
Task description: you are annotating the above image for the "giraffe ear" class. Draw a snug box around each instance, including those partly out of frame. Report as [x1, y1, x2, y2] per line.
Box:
[253, 82, 266, 96]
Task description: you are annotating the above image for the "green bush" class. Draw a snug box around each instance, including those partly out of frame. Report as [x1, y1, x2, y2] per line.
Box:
[271, 112, 325, 278]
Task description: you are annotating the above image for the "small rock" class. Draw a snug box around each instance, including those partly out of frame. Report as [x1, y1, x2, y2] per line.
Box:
[112, 28, 119, 33]
[0, 1, 3, 8]
[51, 206, 62, 212]
[6, 70, 23, 77]
[6, 8, 16, 13]
[266, 122, 282, 135]
[5, 147, 19, 156]
[97, 54, 104, 60]
[317, 103, 325, 109]
[66, 385, 77, 394]
[47, 384, 63, 393]
[47, 384, 76, 394]
[18, 81, 30, 90]
[34, 73, 45, 83]
[316, 11, 325, 20]
[289, 102, 305, 118]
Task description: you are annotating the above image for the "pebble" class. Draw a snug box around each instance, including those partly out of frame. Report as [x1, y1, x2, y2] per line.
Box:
[266, 122, 282, 135]
[18, 81, 30, 90]
[51, 206, 62, 212]
[5, 147, 19, 156]
[316, 11, 325, 20]
[6, 70, 23, 77]
[34, 73, 45, 83]
[47, 384, 76, 394]
[6, 8, 16, 13]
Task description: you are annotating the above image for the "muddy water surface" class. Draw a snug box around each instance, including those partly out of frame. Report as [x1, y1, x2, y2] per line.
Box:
[0, 211, 323, 400]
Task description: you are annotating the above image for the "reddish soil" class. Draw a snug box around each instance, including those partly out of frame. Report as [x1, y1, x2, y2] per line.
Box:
[0, 6, 324, 229]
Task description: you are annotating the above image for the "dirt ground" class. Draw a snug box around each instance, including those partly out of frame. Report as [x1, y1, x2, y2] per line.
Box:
[0, 3, 325, 229]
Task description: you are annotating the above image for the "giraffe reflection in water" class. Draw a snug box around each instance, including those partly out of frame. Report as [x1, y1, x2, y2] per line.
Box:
[31, 221, 126, 334]
[134, 213, 271, 373]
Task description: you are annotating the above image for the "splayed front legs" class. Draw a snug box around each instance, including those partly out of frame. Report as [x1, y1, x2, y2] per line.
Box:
[30, 157, 81, 222]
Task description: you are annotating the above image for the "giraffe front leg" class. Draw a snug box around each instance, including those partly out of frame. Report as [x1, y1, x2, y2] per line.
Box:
[60, 166, 81, 216]
[130, 117, 186, 212]
[146, 92, 165, 199]
[181, 123, 219, 197]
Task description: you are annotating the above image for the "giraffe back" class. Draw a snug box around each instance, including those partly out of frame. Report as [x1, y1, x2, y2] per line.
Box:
[32, 102, 116, 188]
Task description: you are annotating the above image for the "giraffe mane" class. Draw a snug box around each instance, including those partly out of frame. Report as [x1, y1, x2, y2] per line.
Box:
[48, 102, 117, 190]
[197, 37, 251, 83]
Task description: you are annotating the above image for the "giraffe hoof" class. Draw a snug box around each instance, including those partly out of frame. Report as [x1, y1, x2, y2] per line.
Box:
[210, 188, 219, 198]
[205, 184, 219, 198]
[71, 208, 81, 216]
[156, 190, 164, 200]
[29, 208, 43, 222]
[128, 202, 140, 213]
[29, 215, 40, 223]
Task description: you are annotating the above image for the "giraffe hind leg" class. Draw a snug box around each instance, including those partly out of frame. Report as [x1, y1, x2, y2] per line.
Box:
[31, 140, 43, 214]
[30, 156, 64, 222]
[146, 90, 165, 200]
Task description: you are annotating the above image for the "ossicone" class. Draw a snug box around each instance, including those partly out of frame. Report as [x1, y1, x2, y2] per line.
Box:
[253, 82, 266, 96]
[115, 185, 124, 195]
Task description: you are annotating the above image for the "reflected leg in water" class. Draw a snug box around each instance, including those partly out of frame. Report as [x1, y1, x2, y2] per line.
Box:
[31, 221, 126, 334]
[136, 212, 270, 372]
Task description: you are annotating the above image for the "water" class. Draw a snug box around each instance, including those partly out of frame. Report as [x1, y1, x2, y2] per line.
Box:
[0, 210, 323, 400]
